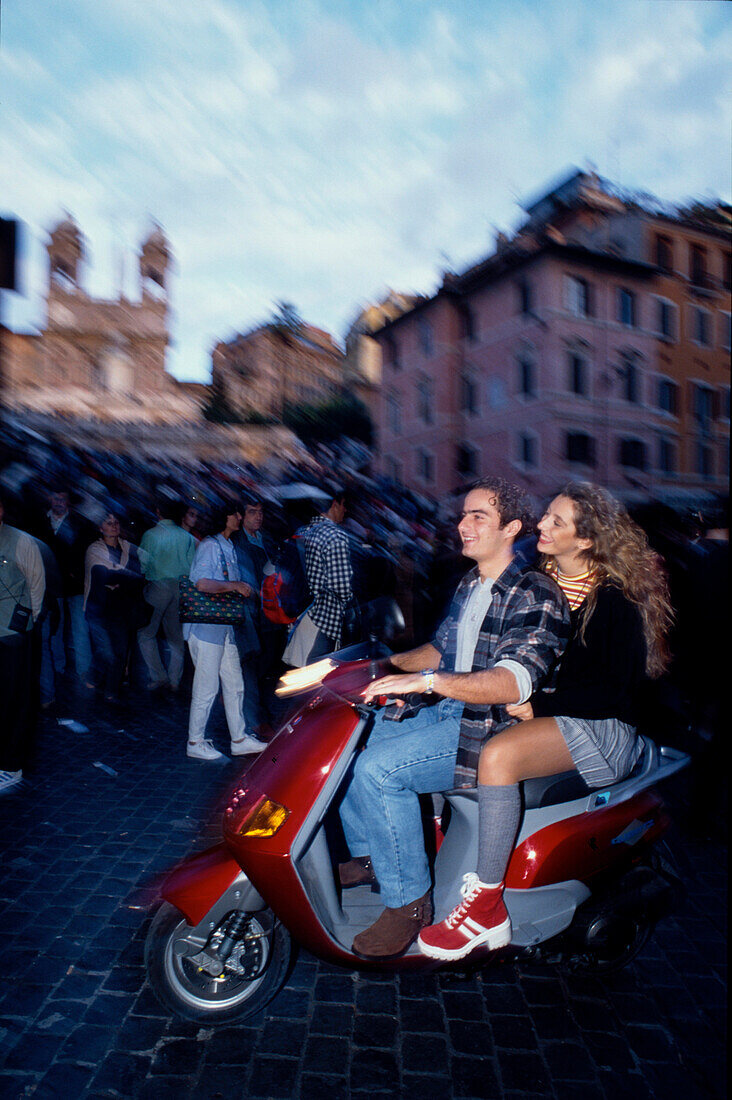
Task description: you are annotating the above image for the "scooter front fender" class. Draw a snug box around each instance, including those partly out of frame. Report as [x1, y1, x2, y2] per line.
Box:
[161, 843, 265, 927]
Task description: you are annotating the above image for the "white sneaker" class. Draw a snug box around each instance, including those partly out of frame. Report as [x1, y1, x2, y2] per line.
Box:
[187, 740, 226, 761]
[0, 769, 23, 794]
[231, 734, 266, 756]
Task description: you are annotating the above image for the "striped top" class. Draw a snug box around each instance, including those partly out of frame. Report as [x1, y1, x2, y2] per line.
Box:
[550, 565, 596, 611]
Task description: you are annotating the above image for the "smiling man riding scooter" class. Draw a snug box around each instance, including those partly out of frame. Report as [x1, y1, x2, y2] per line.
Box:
[338, 477, 570, 959]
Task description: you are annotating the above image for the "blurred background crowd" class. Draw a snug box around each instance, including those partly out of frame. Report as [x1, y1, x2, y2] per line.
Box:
[0, 416, 726, 821]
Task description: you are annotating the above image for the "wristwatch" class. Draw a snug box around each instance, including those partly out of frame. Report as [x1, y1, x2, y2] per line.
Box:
[420, 669, 436, 694]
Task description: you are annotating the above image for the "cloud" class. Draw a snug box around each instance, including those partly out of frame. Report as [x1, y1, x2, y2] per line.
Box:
[1, 0, 730, 380]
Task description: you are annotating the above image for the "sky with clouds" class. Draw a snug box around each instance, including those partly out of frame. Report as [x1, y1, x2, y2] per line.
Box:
[2, 0, 730, 381]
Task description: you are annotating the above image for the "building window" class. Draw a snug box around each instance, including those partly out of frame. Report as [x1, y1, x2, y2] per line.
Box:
[518, 432, 538, 468]
[657, 378, 679, 416]
[658, 437, 677, 475]
[518, 358, 536, 398]
[653, 298, 677, 341]
[655, 235, 674, 273]
[566, 432, 596, 466]
[720, 312, 731, 351]
[722, 252, 732, 292]
[620, 358, 640, 403]
[617, 287, 637, 327]
[568, 353, 587, 396]
[417, 449, 434, 483]
[690, 244, 708, 287]
[460, 373, 478, 416]
[517, 279, 533, 316]
[417, 316, 433, 357]
[384, 334, 399, 371]
[385, 392, 401, 435]
[459, 302, 477, 342]
[692, 383, 715, 430]
[619, 438, 647, 470]
[696, 441, 714, 479]
[691, 306, 712, 347]
[722, 386, 730, 422]
[417, 377, 434, 424]
[564, 275, 592, 318]
[456, 443, 479, 479]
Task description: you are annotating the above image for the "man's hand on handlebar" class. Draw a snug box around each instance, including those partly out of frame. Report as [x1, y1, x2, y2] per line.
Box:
[362, 672, 428, 704]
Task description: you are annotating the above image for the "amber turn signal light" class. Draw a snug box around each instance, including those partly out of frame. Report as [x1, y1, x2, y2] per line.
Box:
[237, 796, 290, 837]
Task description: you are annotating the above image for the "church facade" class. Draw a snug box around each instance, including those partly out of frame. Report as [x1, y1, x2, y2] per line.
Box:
[2, 216, 198, 424]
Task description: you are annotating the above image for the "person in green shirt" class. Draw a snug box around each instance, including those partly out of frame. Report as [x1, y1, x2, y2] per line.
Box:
[137, 499, 196, 691]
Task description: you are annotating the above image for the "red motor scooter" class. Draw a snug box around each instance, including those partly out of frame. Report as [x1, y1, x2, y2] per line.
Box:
[145, 648, 689, 1024]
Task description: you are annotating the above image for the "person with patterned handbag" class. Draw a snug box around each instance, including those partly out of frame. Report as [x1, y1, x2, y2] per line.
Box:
[182, 503, 266, 762]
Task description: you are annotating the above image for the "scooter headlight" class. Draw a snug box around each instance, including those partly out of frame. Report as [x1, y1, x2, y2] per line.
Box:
[232, 794, 291, 837]
[275, 658, 337, 696]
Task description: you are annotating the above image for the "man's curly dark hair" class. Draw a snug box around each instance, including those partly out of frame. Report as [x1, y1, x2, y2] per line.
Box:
[468, 477, 535, 538]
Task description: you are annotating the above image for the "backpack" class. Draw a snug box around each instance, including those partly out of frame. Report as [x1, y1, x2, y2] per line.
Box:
[260, 535, 310, 624]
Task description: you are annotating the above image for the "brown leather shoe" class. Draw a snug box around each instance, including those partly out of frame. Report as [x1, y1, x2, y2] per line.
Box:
[339, 856, 378, 888]
[352, 891, 433, 959]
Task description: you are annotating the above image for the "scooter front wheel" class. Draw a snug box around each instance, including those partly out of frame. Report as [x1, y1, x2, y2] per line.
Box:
[145, 902, 292, 1024]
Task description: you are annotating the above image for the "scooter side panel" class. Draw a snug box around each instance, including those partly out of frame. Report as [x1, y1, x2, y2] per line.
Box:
[505, 790, 669, 889]
[505, 882, 591, 946]
[223, 698, 361, 857]
[222, 700, 381, 966]
[161, 844, 245, 925]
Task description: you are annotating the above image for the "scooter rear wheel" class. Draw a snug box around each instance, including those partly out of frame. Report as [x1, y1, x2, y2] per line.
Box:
[570, 915, 651, 974]
[145, 902, 292, 1024]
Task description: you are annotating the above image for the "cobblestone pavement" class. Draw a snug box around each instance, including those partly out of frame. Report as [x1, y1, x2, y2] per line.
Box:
[0, 675, 726, 1100]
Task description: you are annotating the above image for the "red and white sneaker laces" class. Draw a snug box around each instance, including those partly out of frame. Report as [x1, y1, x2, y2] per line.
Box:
[417, 872, 512, 961]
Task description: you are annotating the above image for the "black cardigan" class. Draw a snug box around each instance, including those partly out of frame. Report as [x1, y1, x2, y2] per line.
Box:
[532, 582, 647, 726]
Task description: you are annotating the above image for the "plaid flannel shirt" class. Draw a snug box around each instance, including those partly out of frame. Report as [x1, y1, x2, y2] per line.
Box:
[302, 516, 353, 646]
[382, 559, 570, 788]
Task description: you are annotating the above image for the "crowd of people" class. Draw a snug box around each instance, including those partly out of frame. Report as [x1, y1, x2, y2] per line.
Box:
[0, 420, 726, 827]
[0, 422, 460, 793]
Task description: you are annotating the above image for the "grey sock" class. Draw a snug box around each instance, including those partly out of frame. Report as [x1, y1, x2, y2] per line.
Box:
[477, 783, 522, 885]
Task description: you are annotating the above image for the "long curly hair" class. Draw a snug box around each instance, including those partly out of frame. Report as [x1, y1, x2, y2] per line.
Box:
[543, 482, 673, 678]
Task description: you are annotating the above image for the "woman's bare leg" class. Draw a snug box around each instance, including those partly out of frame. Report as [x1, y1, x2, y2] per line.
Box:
[478, 717, 575, 786]
[475, 718, 575, 886]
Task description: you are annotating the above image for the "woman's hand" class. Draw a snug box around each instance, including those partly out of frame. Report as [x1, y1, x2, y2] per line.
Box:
[505, 700, 534, 722]
[231, 581, 253, 598]
[362, 672, 428, 704]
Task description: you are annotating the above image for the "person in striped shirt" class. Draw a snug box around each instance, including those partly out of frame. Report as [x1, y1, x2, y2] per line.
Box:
[419, 481, 674, 962]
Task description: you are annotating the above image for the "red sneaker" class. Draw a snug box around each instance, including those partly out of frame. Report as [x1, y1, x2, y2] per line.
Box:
[417, 873, 511, 961]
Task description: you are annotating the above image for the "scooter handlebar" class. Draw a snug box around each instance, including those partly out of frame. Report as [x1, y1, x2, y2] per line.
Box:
[321, 656, 395, 702]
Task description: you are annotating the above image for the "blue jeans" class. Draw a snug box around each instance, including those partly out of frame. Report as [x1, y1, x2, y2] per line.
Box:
[340, 698, 463, 908]
[68, 595, 92, 681]
[86, 611, 129, 696]
[40, 610, 61, 705]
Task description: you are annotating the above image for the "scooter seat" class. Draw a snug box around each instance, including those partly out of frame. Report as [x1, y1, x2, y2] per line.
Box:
[443, 772, 591, 810]
[521, 770, 590, 809]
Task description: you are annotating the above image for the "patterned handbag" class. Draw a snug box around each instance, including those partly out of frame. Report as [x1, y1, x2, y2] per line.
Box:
[179, 541, 248, 625]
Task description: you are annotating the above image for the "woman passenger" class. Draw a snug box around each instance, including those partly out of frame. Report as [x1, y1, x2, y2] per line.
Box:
[418, 482, 673, 961]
